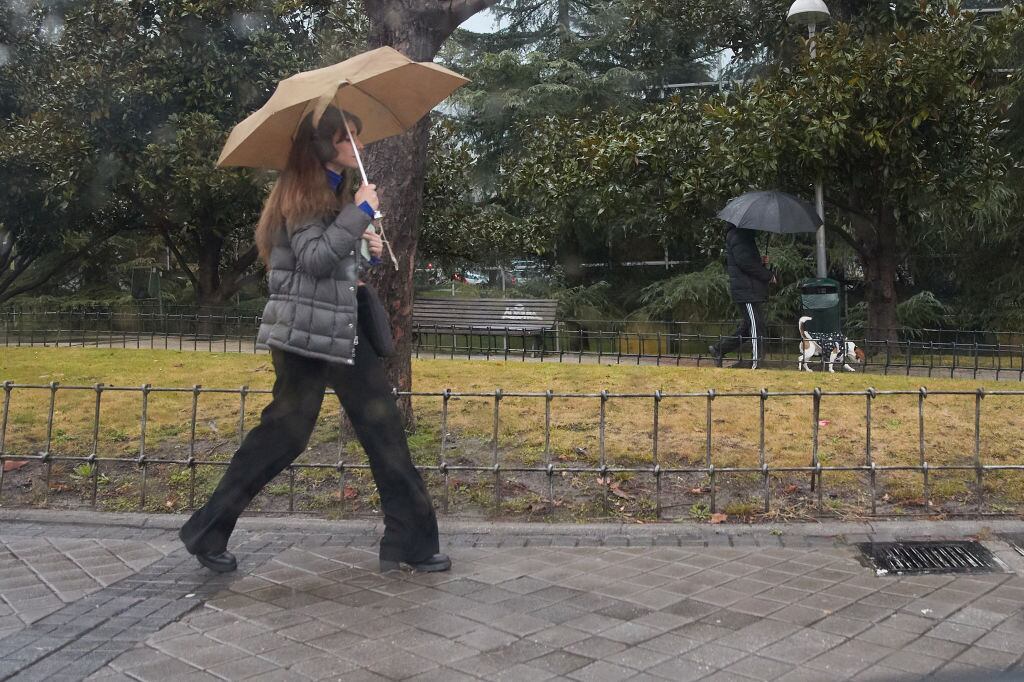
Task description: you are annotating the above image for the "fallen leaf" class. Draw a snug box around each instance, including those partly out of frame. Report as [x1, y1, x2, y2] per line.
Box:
[48, 482, 73, 492]
[709, 513, 728, 524]
[332, 486, 360, 501]
[2, 460, 28, 473]
[784, 484, 801, 495]
[818, 419, 831, 427]
[610, 482, 635, 500]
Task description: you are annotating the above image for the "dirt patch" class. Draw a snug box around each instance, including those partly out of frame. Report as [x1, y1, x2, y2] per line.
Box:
[0, 429, 1007, 524]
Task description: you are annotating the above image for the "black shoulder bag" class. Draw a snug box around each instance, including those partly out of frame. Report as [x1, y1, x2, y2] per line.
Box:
[356, 284, 396, 357]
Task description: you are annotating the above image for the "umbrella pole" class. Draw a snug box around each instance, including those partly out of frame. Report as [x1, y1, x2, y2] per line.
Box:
[339, 110, 399, 270]
[339, 111, 372, 190]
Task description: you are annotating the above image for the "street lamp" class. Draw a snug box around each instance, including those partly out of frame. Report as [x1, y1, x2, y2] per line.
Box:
[788, 0, 831, 279]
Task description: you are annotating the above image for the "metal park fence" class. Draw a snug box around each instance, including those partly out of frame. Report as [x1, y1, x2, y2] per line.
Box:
[3, 307, 1024, 380]
[2, 380, 1023, 519]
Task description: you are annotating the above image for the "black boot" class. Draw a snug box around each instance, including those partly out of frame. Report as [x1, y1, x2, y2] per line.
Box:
[179, 525, 237, 573]
[380, 553, 452, 573]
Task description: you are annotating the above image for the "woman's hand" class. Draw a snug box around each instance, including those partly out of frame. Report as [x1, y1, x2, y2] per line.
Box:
[355, 183, 379, 210]
[362, 228, 383, 258]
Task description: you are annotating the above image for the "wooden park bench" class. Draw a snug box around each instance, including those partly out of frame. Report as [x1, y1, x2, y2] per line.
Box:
[412, 297, 559, 356]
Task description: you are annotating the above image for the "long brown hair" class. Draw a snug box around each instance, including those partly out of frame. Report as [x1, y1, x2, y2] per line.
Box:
[255, 106, 362, 264]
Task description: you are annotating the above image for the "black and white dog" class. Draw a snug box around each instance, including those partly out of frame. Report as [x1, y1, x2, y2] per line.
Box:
[797, 316, 864, 372]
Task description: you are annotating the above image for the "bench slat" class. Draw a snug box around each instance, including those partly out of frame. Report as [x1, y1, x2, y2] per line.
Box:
[413, 297, 557, 334]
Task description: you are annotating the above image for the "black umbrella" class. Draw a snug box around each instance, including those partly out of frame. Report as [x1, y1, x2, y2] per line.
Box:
[717, 190, 822, 234]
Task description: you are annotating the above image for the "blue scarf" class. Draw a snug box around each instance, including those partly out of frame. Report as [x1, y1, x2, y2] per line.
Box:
[325, 169, 344, 193]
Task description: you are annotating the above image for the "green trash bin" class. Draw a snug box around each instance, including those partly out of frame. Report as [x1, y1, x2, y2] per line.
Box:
[799, 278, 842, 340]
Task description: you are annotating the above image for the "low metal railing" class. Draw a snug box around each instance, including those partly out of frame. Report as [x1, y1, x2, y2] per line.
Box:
[3, 310, 1024, 379]
[412, 326, 1024, 380]
[2, 380, 1023, 518]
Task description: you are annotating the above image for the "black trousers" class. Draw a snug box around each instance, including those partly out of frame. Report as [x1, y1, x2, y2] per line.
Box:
[180, 330, 439, 563]
[717, 302, 766, 369]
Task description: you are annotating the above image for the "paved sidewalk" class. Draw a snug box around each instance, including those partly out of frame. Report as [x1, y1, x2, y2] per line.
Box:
[2, 512, 1024, 682]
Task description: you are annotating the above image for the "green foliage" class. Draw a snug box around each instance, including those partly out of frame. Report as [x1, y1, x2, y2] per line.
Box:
[846, 290, 951, 337]
[0, 0, 364, 305]
[639, 262, 731, 321]
[554, 280, 619, 320]
[420, 118, 548, 267]
[500, 2, 1024, 331]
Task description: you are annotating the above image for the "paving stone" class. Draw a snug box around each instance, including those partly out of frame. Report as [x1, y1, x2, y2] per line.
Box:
[11, 518, 1024, 682]
[660, 599, 718, 620]
[600, 644, 672, 671]
[645, 655, 717, 682]
[815, 615, 872, 638]
[700, 671, 762, 682]
[853, 624, 919, 649]
[925, 620, 987, 645]
[682, 643, 747, 668]
[765, 605, 828, 627]
[715, 620, 802, 654]
[455, 624, 519, 652]
[876, 612, 934, 634]
[405, 667, 479, 682]
[881, 649, 945, 675]
[758, 629, 846, 665]
[724, 654, 795, 681]
[700, 609, 763, 631]
[363, 648, 439, 679]
[597, 621, 662, 646]
[527, 625, 590, 649]
[207, 654, 282, 679]
[567, 659, 643, 682]
[405, 638, 480, 665]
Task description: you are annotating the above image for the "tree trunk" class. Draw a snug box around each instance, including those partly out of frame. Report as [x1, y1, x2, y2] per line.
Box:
[196, 232, 224, 306]
[361, 0, 494, 426]
[861, 214, 900, 344]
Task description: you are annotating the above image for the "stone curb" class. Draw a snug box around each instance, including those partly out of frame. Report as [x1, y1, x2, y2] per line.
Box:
[3, 508, 1023, 540]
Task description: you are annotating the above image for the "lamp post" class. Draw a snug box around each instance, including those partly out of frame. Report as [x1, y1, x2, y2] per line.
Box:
[787, 0, 831, 280]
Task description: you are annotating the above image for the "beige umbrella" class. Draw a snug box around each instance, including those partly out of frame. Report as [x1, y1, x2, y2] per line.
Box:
[219, 47, 468, 269]
[217, 46, 469, 172]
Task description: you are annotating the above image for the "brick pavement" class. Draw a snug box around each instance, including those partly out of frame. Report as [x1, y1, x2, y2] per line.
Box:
[2, 511, 1024, 682]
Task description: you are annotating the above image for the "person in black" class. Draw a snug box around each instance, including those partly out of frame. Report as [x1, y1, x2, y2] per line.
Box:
[709, 225, 776, 369]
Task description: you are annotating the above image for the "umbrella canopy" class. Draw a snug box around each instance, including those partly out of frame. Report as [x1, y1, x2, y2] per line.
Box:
[717, 190, 822, 234]
[217, 46, 469, 170]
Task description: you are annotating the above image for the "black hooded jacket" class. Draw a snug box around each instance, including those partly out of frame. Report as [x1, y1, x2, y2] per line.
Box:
[725, 226, 773, 303]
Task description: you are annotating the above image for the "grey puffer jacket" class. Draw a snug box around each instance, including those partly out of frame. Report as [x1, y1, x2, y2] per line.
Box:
[256, 203, 371, 365]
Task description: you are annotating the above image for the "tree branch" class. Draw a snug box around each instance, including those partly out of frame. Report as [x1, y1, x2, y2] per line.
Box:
[828, 221, 868, 260]
[442, 0, 499, 33]
[0, 226, 121, 304]
[827, 196, 873, 224]
[823, 199, 872, 260]
[159, 222, 200, 292]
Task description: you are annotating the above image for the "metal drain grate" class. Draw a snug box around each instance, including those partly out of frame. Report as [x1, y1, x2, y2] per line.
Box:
[857, 541, 1001, 575]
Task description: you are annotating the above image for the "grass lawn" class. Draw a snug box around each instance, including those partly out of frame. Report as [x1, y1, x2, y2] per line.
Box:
[2, 347, 1023, 522]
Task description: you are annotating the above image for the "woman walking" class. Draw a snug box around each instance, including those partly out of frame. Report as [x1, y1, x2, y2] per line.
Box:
[179, 105, 449, 574]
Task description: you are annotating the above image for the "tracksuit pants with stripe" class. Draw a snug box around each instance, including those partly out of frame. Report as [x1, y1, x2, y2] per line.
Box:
[717, 302, 766, 368]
